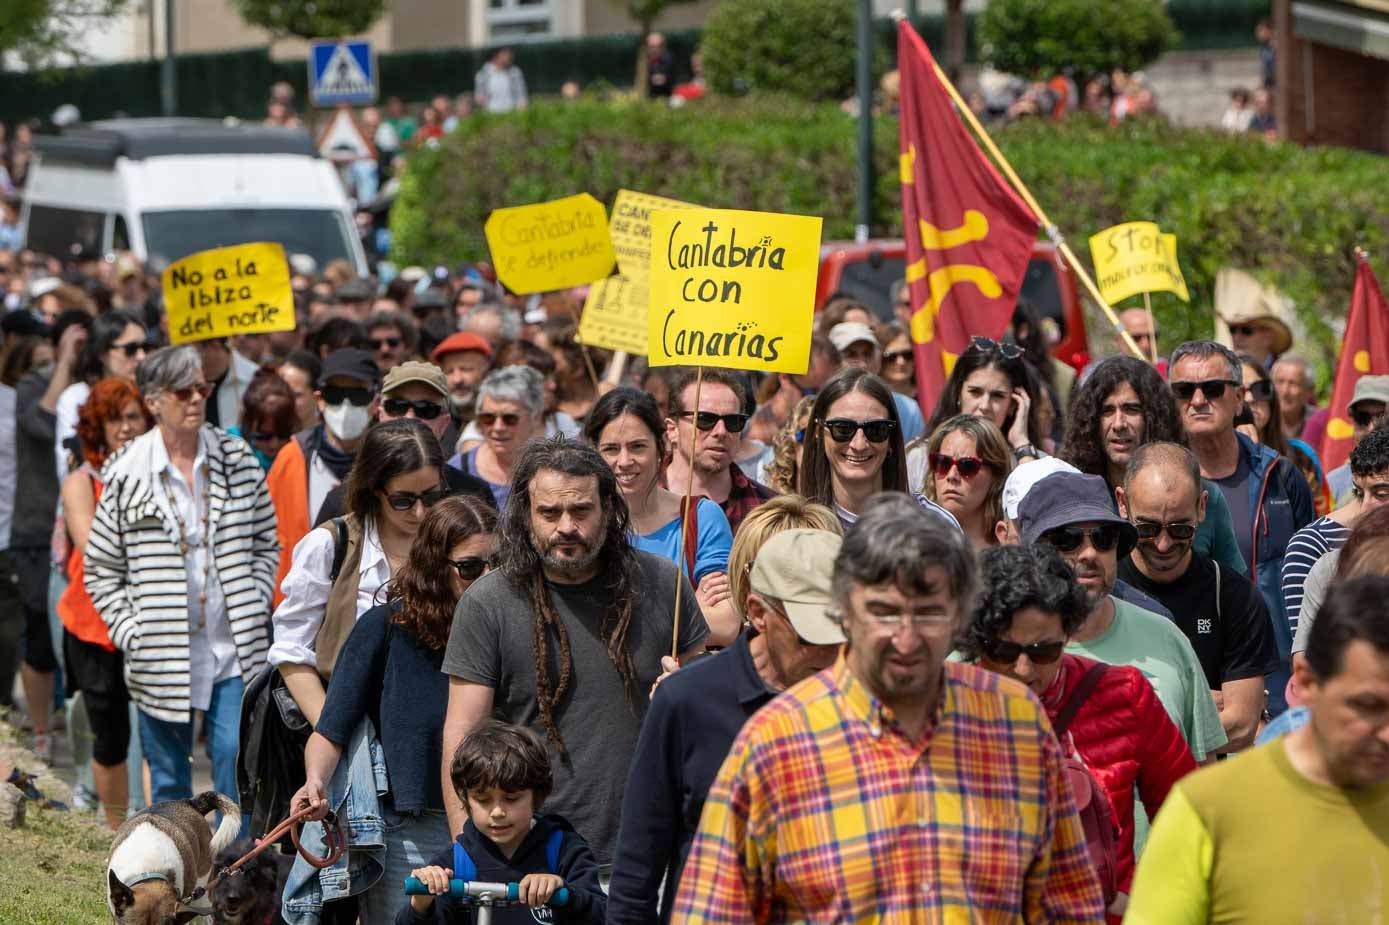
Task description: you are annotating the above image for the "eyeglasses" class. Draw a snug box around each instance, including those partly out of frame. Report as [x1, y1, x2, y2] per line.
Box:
[320, 385, 376, 407]
[169, 382, 214, 403]
[676, 410, 750, 434]
[110, 340, 154, 358]
[967, 335, 1024, 361]
[383, 487, 448, 511]
[819, 418, 896, 443]
[1243, 379, 1272, 402]
[1229, 324, 1260, 337]
[1132, 520, 1197, 541]
[449, 556, 492, 581]
[383, 397, 446, 420]
[1170, 379, 1240, 402]
[928, 452, 984, 479]
[476, 411, 522, 429]
[883, 349, 914, 364]
[246, 430, 292, 444]
[1040, 524, 1122, 553]
[858, 610, 955, 629]
[982, 637, 1066, 666]
[368, 336, 402, 351]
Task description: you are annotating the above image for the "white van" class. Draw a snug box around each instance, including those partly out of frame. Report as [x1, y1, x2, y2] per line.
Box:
[22, 118, 367, 273]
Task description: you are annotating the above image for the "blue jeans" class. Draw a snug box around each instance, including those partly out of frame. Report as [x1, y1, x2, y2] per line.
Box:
[138, 675, 243, 816]
[358, 805, 451, 925]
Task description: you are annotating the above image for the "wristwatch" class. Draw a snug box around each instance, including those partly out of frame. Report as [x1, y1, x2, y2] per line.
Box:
[1013, 444, 1041, 461]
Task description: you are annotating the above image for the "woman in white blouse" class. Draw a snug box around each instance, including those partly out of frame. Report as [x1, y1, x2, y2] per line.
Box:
[270, 417, 448, 725]
[53, 309, 149, 479]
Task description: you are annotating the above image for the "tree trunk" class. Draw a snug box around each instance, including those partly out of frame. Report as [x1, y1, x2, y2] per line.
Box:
[944, 0, 966, 85]
[634, 25, 651, 98]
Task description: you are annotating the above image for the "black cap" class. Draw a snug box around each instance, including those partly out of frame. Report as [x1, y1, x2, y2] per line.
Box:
[333, 277, 376, 303]
[1, 308, 51, 338]
[1017, 471, 1138, 557]
[412, 288, 448, 312]
[318, 347, 380, 386]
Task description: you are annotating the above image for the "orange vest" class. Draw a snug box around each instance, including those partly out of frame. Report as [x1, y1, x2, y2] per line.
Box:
[58, 477, 114, 651]
[266, 433, 312, 607]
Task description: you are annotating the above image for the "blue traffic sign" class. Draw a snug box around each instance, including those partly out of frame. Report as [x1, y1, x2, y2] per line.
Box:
[309, 40, 377, 107]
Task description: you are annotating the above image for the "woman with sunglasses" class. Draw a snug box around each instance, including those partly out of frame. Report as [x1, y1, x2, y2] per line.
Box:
[450, 365, 545, 511]
[918, 415, 1014, 550]
[227, 368, 299, 471]
[289, 494, 497, 925]
[1237, 353, 1288, 456]
[926, 334, 1047, 459]
[799, 367, 907, 531]
[959, 544, 1196, 918]
[585, 387, 740, 646]
[877, 322, 916, 397]
[53, 308, 150, 479]
[272, 417, 448, 728]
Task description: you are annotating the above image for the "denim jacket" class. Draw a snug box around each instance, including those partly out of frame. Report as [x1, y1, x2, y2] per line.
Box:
[282, 718, 389, 924]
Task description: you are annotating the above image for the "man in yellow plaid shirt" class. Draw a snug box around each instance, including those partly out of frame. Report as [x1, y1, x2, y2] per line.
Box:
[673, 497, 1106, 923]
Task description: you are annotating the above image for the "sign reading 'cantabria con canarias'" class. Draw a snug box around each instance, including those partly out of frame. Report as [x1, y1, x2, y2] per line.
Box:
[646, 208, 821, 374]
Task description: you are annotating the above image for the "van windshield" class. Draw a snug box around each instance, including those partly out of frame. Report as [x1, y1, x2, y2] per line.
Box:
[142, 208, 356, 270]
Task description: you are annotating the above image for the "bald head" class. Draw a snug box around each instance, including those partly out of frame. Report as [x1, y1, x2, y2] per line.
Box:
[1119, 441, 1207, 579]
[1124, 441, 1200, 497]
[1118, 308, 1157, 357]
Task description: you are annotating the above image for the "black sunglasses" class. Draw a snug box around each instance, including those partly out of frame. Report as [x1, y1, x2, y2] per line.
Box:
[677, 410, 750, 434]
[1353, 406, 1386, 429]
[1243, 379, 1273, 402]
[982, 637, 1066, 666]
[320, 385, 376, 407]
[383, 487, 448, 511]
[820, 417, 895, 443]
[883, 349, 914, 364]
[1229, 323, 1260, 337]
[383, 397, 446, 420]
[246, 430, 291, 443]
[929, 452, 984, 479]
[476, 411, 522, 428]
[110, 340, 154, 358]
[368, 336, 402, 350]
[967, 335, 1024, 361]
[1040, 524, 1122, 553]
[449, 557, 491, 581]
[1170, 379, 1240, 401]
[1132, 520, 1197, 541]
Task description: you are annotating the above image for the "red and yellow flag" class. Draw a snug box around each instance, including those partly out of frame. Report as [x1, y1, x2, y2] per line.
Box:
[1321, 252, 1389, 472]
[897, 20, 1038, 413]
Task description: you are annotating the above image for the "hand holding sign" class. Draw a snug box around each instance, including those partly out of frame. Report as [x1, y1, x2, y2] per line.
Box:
[163, 242, 294, 345]
[484, 193, 616, 295]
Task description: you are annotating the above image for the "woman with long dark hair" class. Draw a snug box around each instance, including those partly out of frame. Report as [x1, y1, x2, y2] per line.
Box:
[1238, 353, 1288, 456]
[798, 367, 907, 530]
[53, 308, 149, 478]
[290, 495, 498, 924]
[926, 335, 1046, 456]
[228, 368, 299, 471]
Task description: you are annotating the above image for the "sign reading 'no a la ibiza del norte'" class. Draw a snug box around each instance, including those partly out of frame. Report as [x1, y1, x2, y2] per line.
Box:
[647, 208, 821, 374]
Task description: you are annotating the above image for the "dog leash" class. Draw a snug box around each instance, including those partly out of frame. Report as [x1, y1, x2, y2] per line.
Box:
[209, 801, 348, 892]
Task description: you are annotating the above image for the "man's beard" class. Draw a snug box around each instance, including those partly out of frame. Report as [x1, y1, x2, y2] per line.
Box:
[540, 535, 602, 578]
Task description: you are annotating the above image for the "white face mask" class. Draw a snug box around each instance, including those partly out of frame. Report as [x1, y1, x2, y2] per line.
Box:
[323, 401, 371, 441]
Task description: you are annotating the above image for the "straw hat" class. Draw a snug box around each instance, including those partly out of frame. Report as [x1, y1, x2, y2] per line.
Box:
[1214, 268, 1293, 355]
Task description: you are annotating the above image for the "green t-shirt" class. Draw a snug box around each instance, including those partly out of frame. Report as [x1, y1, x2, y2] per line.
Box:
[1125, 740, 1389, 924]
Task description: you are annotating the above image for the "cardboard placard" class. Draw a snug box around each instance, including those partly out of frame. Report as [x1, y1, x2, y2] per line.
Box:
[578, 275, 649, 355]
[162, 242, 294, 345]
[647, 208, 821, 373]
[1089, 221, 1190, 305]
[610, 189, 697, 281]
[484, 193, 616, 295]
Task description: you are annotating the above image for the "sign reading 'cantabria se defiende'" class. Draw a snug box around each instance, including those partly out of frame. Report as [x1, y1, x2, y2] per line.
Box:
[647, 208, 821, 374]
[484, 193, 617, 295]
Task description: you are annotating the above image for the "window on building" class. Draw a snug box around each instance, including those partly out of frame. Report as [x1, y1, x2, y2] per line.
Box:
[486, 0, 551, 38]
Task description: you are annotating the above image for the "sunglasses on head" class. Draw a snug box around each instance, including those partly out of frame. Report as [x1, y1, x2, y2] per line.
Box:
[383, 397, 446, 420]
[677, 410, 750, 434]
[982, 637, 1066, 666]
[883, 348, 913, 364]
[449, 556, 492, 581]
[476, 411, 522, 429]
[929, 452, 984, 479]
[1040, 524, 1122, 553]
[368, 336, 402, 350]
[320, 385, 376, 407]
[1229, 323, 1261, 337]
[819, 417, 895, 443]
[967, 335, 1024, 361]
[1243, 379, 1273, 402]
[111, 340, 154, 358]
[383, 487, 448, 511]
[170, 382, 214, 403]
[1353, 406, 1386, 429]
[1170, 379, 1239, 401]
[1133, 520, 1197, 541]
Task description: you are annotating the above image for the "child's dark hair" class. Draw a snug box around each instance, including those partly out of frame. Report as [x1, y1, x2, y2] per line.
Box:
[450, 721, 553, 804]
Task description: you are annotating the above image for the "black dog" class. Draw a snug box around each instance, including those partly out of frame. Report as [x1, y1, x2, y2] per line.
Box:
[209, 838, 291, 925]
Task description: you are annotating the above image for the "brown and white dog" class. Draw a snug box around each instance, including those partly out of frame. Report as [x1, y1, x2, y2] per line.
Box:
[107, 790, 242, 924]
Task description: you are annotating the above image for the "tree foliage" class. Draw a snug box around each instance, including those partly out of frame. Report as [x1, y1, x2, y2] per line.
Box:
[0, 0, 129, 70]
[978, 0, 1177, 79]
[701, 0, 860, 102]
[232, 0, 386, 41]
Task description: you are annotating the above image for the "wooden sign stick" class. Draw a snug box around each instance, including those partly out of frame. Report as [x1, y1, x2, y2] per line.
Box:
[1142, 292, 1159, 364]
[671, 364, 704, 659]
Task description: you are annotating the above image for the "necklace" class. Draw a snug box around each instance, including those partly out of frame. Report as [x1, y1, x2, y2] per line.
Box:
[161, 462, 213, 634]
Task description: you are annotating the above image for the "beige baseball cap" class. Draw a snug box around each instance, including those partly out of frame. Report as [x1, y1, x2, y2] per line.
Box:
[381, 360, 449, 399]
[749, 529, 846, 646]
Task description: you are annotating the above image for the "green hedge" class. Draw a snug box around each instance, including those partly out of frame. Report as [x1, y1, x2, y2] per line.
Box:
[391, 99, 1387, 389]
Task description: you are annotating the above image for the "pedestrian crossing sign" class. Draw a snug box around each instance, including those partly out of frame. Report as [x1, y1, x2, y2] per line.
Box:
[309, 40, 376, 107]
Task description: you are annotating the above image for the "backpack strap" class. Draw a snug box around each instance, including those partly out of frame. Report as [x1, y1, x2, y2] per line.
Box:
[452, 840, 477, 883]
[681, 496, 701, 584]
[1053, 662, 1108, 738]
[1214, 560, 1222, 624]
[544, 827, 564, 874]
[328, 516, 349, 583]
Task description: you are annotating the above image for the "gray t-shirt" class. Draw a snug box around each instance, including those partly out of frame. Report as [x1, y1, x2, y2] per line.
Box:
[442, 550, 709, 870]
[1213, 452, 1255, 571]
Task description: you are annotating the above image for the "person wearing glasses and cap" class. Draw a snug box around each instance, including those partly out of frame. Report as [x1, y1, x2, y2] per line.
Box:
[1116, 443, 1280, 753]
[1018, 470, 1228, 764]
[960, 543, 1196, 919]
[1325, 375, 1389, 505]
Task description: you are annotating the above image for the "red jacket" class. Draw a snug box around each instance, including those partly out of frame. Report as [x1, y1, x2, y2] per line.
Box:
[1041, 654, 1197, 892]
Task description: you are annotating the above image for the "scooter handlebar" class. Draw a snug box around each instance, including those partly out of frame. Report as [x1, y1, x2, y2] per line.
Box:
[404, 877, 570, 907]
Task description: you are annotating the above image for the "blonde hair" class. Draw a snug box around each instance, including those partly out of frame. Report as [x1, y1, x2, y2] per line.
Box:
[921, 414, 1014, 542]
[763, 395, 817, 495]
[727, 494, 841, 618]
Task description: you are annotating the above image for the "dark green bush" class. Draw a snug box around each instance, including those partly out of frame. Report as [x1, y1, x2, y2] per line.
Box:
[701, 0, 861, 102]
[978, 0, 1178, 79]
[391, 100, 1389, 389]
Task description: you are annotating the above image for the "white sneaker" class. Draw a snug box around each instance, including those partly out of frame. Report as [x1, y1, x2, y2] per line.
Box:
[32, 732, 52, 764]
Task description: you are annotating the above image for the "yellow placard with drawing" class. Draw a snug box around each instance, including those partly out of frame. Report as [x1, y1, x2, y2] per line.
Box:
[578, 275, 649, 355]
[162, 242, 294, 345]
[1089, 221, 1191, 305]
[484, 193, 616, 294]
[647, 208, 821, 374]
[610, 189, 697, 281]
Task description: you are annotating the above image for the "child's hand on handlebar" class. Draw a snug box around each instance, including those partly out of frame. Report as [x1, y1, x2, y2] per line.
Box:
[410, 865, 454, 896]
[518, 873, 564, 907]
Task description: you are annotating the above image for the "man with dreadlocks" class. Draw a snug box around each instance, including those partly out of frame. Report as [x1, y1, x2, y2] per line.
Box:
[440, 436, 709, 878]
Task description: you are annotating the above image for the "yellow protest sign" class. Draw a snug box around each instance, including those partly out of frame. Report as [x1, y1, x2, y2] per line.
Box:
[648, 208, 822, 374]
[578, 275, 649, 355]
[610, 189, 697, 281]
[163, 242, 294, 345]
[484, 193, 616, 295]
[1089, 221, 1191, 305]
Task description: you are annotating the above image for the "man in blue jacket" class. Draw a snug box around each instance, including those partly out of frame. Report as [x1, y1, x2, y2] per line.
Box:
[1170, 340, 1315, 716]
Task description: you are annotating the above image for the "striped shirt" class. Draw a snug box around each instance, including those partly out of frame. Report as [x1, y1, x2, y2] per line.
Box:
[1280, 515, 1350, 636]
[672, 657, 1106, 924]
